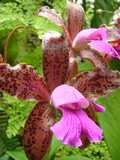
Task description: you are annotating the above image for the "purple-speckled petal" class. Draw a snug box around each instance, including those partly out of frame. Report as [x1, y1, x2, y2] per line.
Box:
[89, 40, 120, 59]
[51, 84, 89, 109]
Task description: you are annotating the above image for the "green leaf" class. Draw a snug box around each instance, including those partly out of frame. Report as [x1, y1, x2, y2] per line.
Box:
[7, 27, 43, 74]
[0, 154, 9, 160]
[48, 136, 61, 160]
[6, 148, 28, 160]
[5, 17, 61, 74]
[0, 109, 8, 156]
[0, 108, 21, 157]
[78, 60, 94, 72]
[0, 93, 36, 138]
[56, 155, 90, 160]
[91, 0, 120, 27]
[97, 89, 120, 160]
[109, 59, 120, 71]
[32, 16, 62, 39]
[53, 0, 67, 18]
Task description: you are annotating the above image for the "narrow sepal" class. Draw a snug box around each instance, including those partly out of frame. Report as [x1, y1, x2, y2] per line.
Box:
[38, 6, 64, 27]
[42, 32, 69, 91]
[67, 1, 85, 40]
[22, 102, 55, 160]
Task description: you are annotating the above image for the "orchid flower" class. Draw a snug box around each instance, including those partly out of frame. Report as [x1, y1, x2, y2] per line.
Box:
[51, 84, 104, 147]
[72, 27, 120, 60]
[0, 31, 108, 159]
[0, 2, 120, 160]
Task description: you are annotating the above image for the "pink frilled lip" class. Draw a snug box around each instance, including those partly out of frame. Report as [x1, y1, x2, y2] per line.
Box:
[50, 84, 104, 147]
[50, 84, 89, 109]
[51, 109, 103, 147]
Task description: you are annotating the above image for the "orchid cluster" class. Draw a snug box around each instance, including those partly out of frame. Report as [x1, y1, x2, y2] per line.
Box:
[0, 1, 120, 160]
[110, 18, 120, 55]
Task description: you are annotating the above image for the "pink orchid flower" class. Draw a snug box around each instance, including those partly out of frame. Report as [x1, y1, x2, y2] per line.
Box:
[50, 84, 104, 147]
[1, 2, 120, 160]
[72, 27, 120, 60]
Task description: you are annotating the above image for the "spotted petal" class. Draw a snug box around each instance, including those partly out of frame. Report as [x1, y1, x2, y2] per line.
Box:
[0, 64, 49, 102]
[23, 102, 55, 160]
[42, 31, 69, 92]
[70, 69, 120, 100]
[67, 1, 85, 40]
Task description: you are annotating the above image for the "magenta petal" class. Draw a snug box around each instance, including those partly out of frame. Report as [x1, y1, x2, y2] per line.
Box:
[88, 27, 107, 40]
[94, 103, 105, 112]
[51, 109, 82, 147]
[72, 28, 107, 50]
[74, 28, 107, 40]
[89, 40, 120, 59]
[51, 108, 103, 147]
[51, 84, 89, 109]
[77, 110, 103, 143]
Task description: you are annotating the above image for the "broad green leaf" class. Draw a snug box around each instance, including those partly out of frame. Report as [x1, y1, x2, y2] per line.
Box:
[97, 89, 120, 160]
[0, 154, 9, 160]
[6, 148, 28, 160]
[56, 155, 90, 160]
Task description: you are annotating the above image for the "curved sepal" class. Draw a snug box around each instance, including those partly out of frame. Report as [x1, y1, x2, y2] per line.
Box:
[70, 69, 120, 100]
[67, 1, 85, 40]
[0, 64, 49, 102]
[22, 102, 55, 160]
[42, 31, 69, 91]
[38, 6, 64, 27]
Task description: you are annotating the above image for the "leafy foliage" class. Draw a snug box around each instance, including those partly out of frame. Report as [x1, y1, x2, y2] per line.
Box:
[0, 93, 36, 138]
[0, 93, 36, 159]
[0, 0, 120, 160]
[52, 0, 67, 18]
[0, 108, 21, 159]
[97, 89, 120, 160]
[109, 59, 120, 71]
[91, 0, 120, 27]
[55, 139, 111, 160]
[0, 0, 61, 70]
